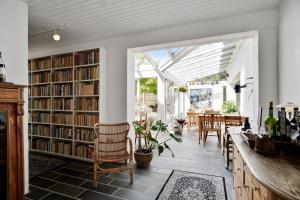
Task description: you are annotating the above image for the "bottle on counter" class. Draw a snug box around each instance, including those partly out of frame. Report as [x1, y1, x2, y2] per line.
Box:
[242, 117, 251, 131]
[264, 101, 276, 138]
[0, 52, 6, 82]
[291, 107, 299, 126]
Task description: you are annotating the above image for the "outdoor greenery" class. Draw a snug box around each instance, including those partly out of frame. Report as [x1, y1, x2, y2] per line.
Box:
[133, 120, 182, 157]
[139, 78, 157, 95]
[178, 86, 188, 93]
[222, 101, 238, 113]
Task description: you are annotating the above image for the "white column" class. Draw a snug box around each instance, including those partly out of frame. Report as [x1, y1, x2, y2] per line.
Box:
[157, 77, 166, 122]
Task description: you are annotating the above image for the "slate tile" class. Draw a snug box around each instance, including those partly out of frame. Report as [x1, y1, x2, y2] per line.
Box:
[30, 177, 57, 189]
[41, 193, 77, 200]
[55, 175, 86, 186]
[55, 168, 85, 177]
[48, 183, 85, 197]
[110, 179, 149, 192]
[113, 188, 155, 200]
[25, 185, 49, 200]
[80, 181, 118, 195]
[79, 190, 122, 200]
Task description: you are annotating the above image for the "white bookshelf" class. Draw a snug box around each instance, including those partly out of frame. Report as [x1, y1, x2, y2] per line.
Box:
[28, 48, 103, 161]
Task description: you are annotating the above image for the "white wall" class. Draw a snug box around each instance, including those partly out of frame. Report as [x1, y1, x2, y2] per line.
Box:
[29, 9, 279, 125]
[227, 39, 256, 123]
[0, 0, 29, 193]
[279, 0, 300, 104]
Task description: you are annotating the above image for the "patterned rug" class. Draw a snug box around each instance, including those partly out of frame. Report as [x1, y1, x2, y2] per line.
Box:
[156, 170, 227, 200]
[29, 153, 67, 178]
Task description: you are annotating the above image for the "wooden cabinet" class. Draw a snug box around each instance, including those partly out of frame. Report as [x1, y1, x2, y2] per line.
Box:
[0, 83, 25, 200]
[233, 144, 285, 200]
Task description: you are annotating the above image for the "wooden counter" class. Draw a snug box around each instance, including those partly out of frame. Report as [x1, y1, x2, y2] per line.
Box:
[230, 129, 300, 200]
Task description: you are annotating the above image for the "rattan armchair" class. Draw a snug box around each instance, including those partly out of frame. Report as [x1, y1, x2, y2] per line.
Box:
[91, 123, 133, 187]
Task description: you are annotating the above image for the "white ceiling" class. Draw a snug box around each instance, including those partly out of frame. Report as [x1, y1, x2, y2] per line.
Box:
[28, 0, 280, 51]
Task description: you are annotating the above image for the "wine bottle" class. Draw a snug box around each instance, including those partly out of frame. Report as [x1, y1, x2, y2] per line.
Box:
[264, 101, 276, 138]
[0, 51, 6, 82]
[0, 52, 6, 82]
[291, 107, 299, 125]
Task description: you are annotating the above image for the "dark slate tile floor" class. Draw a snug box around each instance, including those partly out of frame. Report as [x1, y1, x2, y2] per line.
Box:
[25, 128, 233, 200]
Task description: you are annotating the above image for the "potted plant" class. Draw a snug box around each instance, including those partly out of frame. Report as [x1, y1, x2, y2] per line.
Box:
[178, 86, 188, 93]
[173, 119, 187, 135]
[222, 101, 238, 114]
[133, 120, 182, 167]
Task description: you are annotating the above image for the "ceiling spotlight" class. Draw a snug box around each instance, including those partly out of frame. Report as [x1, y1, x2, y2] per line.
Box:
[53, 30, 61, 41]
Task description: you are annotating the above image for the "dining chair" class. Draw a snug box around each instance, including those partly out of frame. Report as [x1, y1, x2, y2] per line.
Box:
[223, 116, 242, 169]
[91, 123, 133, 187]
[187, 111, 198, 131]
[198, 113, 204, 144]
[203, 113, 222, 146]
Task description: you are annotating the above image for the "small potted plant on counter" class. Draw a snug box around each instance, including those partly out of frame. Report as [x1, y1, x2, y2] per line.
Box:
[133, 120, 182, 167]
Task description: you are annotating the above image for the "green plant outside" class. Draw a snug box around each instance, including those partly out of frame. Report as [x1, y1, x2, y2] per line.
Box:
[178, 86, 188, 93]
[139, 78, 157, 95]
[222, 101, 238, 113]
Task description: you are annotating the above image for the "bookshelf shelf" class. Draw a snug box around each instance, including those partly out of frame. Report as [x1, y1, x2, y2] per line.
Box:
[74, 79, 99, 82]
[31, 82, 51, 86]
[74, 63, 99, 68]
[52, 66, 73, 71]
[28, 48, 101, 161]
[31, 69, 51, 73]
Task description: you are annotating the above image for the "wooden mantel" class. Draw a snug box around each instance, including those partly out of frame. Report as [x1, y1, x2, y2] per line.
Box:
[230, 128, 300, 200]
[0, 82, 26, 200]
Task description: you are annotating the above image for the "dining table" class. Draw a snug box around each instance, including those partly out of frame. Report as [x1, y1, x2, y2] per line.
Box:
[190, 112, 247, 143]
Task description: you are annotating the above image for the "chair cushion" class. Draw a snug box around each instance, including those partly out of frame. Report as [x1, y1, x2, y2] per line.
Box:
[98, 152, 130, 162]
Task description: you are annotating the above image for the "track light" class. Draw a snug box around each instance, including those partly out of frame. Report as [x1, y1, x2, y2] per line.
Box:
[29, 24, 67, 41]
[53, 30, 61, 41]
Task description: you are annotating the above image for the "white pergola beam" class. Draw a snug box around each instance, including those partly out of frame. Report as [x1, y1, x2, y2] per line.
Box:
[160, 46, 198, 72]
[144, 52, 165, 81]
[181, 43, 236, 61]
[167, 49, 174, 58]
[169, 55, 232, 74]
[180, 68, 227, 83]
[173, 63, 228, 79]
[172, 47, 235, 69]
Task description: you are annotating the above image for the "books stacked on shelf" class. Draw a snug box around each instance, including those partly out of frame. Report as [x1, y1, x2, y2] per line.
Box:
[32, 71, 51, 84]
[52, 126, 73, 139]
[32, 85, 51, 96]
[75, 143, 92, 159]
[28, 48, 101, 161]
[28, 87, 31, 97]
[28, 112, 32, 123]
[32, 99, 51, 110]
[28, 61, 31, 71]
[75, 66, 99, 80]
[75, 97, 98, 111]
[28, 73, 32, 85]
[52, 54, 73, 68]
[52, 113, 73, 125]
[32, 139, 50, 151]
[52, 141, 72, 155]
[75, 82, 99, 96]
[32, 125, 50, 136]
[74, 128, 94, 142]
[31, 112, 50, 123]
[52, 69, 73, 82]
[75, 113, 99, 127]
[52, 84, 73, 96]
[52, 98, 73, 110]
[74, 49, 99, 65]
[32, 57, 51, 71]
